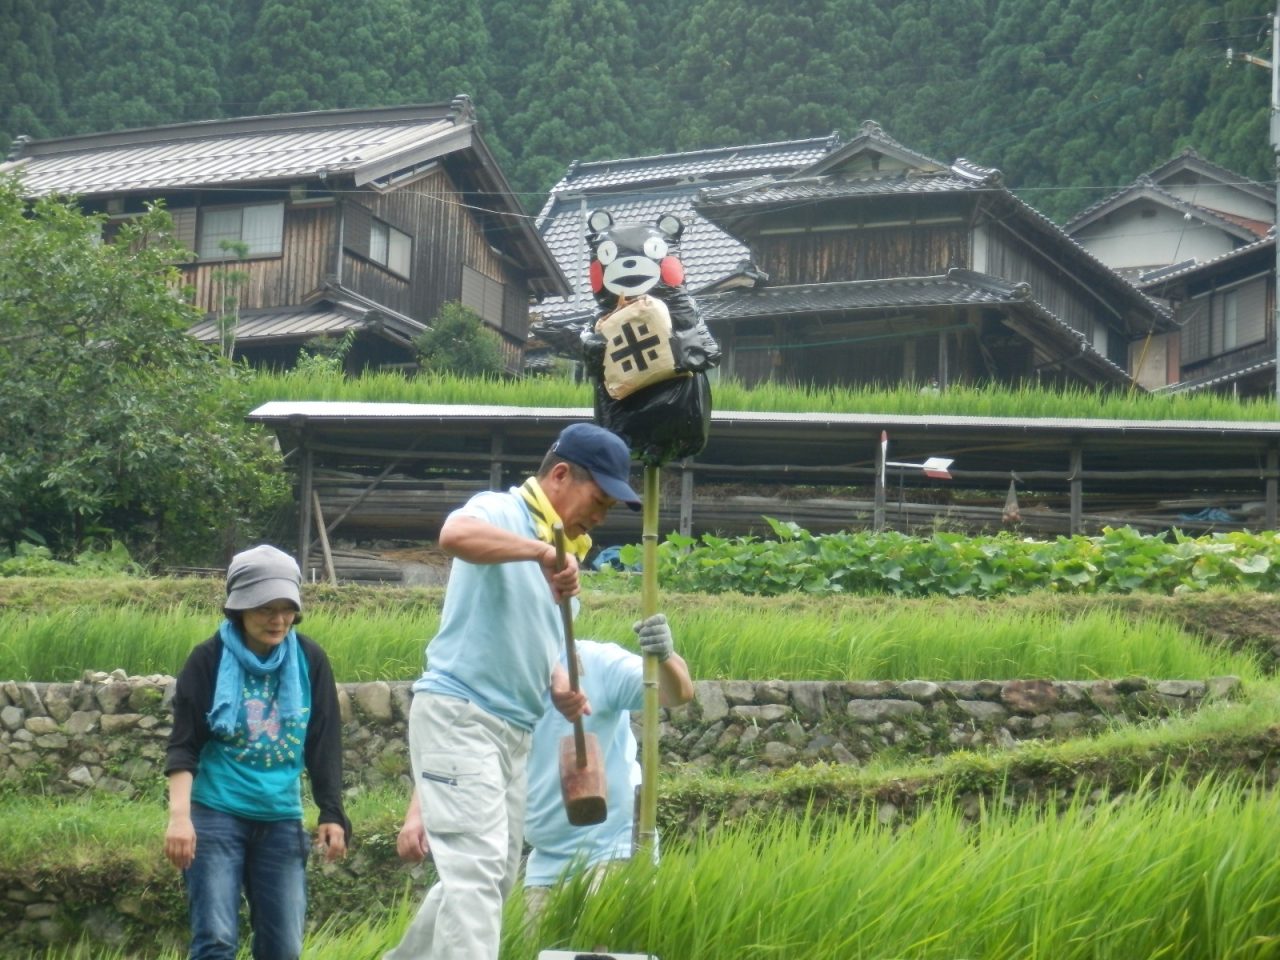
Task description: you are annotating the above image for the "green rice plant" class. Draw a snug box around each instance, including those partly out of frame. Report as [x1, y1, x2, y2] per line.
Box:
[239, 370, 1280, 422]
[0, 605, 439, 683]
[516, 776, 1280, 960]
[575, 602, 1258, 682]
[0, 601, 1258, 683]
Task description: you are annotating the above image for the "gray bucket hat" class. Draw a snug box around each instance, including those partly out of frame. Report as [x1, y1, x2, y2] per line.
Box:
[225, 545, 302, 612]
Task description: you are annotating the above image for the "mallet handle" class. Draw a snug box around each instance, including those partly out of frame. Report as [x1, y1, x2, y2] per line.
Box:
[552, 523, 589, 767]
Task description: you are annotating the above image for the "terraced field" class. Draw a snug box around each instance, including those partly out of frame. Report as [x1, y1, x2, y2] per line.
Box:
[2, 576, 1278, 959]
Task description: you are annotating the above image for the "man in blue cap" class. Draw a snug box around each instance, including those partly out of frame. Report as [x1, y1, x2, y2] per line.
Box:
[385, 423, 658, 960]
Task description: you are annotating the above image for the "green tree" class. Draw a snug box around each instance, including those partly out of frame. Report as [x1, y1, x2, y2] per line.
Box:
[0, 0, 65, 151]
[413, 301, 505, 376]
[503, 0, 646, 200]
[0, 175, 288, 563]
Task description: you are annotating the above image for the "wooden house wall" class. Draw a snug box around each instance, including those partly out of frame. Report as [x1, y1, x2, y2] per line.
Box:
[1179, 275, 1270, 365]
[983, 228, 1113, 348]
[750, 225, 970, 285]
[342, 169, 532, 345]
[181, 204, 334, 313]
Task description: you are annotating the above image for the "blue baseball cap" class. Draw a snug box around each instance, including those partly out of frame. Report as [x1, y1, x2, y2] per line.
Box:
[551, 423, 643, 510]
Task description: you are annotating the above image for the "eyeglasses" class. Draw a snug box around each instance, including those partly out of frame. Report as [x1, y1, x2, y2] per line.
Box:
[246, 605, 297, 622]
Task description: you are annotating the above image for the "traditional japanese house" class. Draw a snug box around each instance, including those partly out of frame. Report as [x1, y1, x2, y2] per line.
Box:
[691, 121, 1174, 389]
[1139, 233, 1277, 396]
[1, 98, 569, 372]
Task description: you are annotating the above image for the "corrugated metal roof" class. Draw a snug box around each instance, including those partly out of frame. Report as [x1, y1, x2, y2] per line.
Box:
[246, 400, 1280, 437]
[189, 309, 361, 343]
[1, 111, 456, 196]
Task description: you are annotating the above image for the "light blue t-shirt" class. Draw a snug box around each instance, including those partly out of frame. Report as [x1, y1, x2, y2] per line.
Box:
[415, 489, 567, 731]
[524, 640, 643, 886]
[192, 652, 312, 821]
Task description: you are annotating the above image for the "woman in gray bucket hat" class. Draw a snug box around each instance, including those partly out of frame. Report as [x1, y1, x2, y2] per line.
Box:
[164, 544, 350, 960]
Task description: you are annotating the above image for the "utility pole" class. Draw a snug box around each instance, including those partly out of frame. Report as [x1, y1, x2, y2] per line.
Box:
[1272, 2, 1279, 403]
[1231, 4, 1280, 401]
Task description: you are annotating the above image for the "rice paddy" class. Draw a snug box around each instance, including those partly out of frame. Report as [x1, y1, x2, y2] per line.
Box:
[239, 369, 1280, 422]
[0, 597, 1260, 683]
[5, 578, 1278, 959]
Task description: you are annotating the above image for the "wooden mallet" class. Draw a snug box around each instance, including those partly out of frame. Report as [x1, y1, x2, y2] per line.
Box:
[553, 522, 608, 826]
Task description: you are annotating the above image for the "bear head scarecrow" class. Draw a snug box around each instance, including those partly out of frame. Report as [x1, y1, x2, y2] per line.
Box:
[533, 210, 721, 466]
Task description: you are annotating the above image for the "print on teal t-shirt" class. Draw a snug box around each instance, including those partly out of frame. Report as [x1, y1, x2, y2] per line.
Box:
[193, 651, 312, 821]
[415, 489, 566, 731]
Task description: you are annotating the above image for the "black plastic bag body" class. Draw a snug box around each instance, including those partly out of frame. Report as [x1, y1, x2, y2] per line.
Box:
[593, 371, 712, 467]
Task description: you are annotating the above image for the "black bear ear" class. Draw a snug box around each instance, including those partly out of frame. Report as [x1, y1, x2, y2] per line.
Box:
[656, 214, 683, 239]
[587, 209, 614, 234]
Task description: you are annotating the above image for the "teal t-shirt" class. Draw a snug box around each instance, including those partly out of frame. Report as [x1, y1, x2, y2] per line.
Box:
[192, 652, 312, 821]
[415, 489, 567, 731]
[524, 641, 643, 886]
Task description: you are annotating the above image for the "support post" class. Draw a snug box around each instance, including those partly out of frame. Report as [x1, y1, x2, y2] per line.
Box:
[298, 445, 314, 574]
[1267, 443, 1278, 531]
[873, 431, 887, 531]
[311, 490, 338, 586]
[490, 431, 504, 492]
[1069, 441, 1083, 535]
[679, 459, 694, 539]
[938, 329, 950, 391]
[636, 464, 660, 856]
[1272, 3, 1280, 402]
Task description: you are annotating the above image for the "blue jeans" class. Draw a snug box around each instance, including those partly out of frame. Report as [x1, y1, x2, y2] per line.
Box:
[185, 803, 310, 960]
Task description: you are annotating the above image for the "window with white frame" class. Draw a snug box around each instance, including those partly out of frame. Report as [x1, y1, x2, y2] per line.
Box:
[370, 219, 412, 278]
[1222, 289, 1239, 350]
[197, 203, 284, 259]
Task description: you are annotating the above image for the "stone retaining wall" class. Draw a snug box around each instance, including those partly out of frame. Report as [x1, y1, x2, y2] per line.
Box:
[0, 671, 1244, 798]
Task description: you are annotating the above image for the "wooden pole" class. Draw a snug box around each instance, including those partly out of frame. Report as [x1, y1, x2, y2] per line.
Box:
[1268, 443, 1278, 531]
[1069, 441, 1083, 536]
[636, 463, 661, 855]
[298, 445, 314, 575]
[873, 431, 887, 531]
[311, 490, 338, 586]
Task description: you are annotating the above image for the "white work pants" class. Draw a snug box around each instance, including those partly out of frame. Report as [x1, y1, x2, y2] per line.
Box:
[384, 692, 531, 960]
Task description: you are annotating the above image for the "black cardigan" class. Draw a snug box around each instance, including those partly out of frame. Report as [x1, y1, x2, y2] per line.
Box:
[165, 631, 351, 840]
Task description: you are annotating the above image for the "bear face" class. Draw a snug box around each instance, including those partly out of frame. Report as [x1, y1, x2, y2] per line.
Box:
[587, 210, 686, 305]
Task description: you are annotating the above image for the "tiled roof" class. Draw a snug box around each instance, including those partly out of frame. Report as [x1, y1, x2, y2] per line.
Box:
[533, 137, 838, 320]
[1065, 174, 1272, 237]
[1160, 356, 1276, 394]
[697, 271, 1029, 321]
[534, 185, 752, 320]
[696, 169, 995, 207]
[699, 267, 1131, 385]
[1, 105, 465, 196]
[1137, 232, 1275, 289]
[541, 135, 837, 199]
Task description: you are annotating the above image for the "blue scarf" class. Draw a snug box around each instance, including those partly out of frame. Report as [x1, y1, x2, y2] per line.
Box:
[208, 619, 303, 737]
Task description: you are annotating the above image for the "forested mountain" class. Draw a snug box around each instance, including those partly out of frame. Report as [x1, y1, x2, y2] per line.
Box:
[0, 0, 1273, 222]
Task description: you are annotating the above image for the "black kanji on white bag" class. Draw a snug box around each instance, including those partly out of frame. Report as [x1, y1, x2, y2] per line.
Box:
[596, 295, 686, 400]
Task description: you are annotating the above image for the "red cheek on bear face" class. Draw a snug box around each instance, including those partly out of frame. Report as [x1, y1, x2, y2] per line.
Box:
[589, 261, 604, 292]
[660, 256, 684, 287]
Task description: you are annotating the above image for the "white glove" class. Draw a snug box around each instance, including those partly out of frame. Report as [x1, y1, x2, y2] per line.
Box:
[634, 613, 674, 662]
